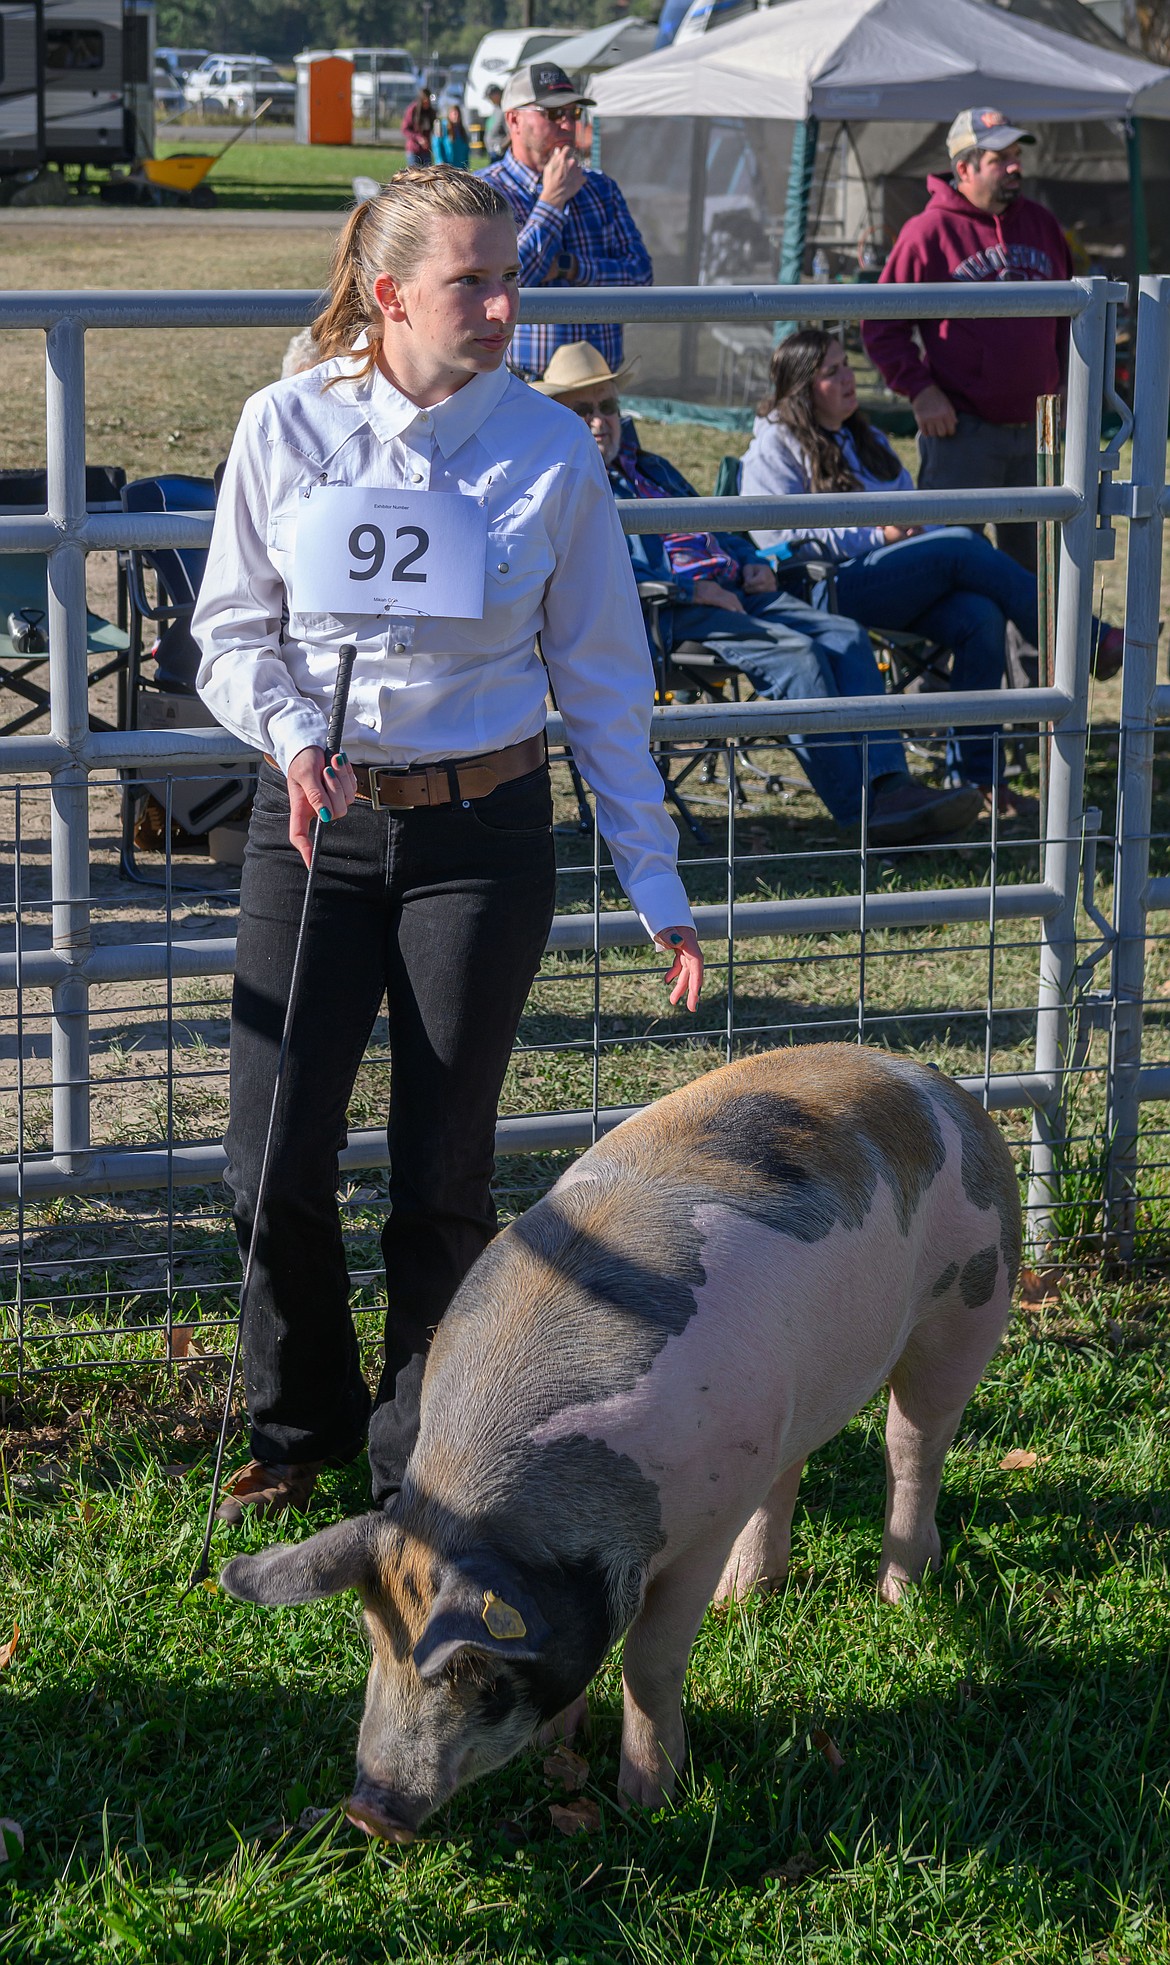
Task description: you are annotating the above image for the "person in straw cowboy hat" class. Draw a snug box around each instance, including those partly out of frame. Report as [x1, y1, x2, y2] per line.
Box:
[535, 342, 979, 847]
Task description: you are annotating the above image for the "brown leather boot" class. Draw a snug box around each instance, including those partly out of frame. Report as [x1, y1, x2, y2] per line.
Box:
[215, 1458, 325, 1526]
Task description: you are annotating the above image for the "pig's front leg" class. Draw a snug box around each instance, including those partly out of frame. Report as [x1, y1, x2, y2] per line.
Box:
[713, 1459, 805, 1604]
[618, 1543, 731, 1809]
[537, 1691, 589, 1747]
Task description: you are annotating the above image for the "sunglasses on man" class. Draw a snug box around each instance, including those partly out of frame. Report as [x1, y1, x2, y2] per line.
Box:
[568, 397, 620, 420]
[529, 102, 580, 124]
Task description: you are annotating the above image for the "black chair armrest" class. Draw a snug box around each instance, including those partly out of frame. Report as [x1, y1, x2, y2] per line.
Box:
[636, 579, 681, 605]
[802, 559, 839, 610]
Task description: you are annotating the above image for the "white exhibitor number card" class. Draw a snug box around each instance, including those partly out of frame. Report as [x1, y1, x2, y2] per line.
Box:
[293, 486, 488, 619]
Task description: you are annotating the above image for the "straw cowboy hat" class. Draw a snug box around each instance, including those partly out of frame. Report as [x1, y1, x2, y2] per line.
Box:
[530, 342, 639, 398]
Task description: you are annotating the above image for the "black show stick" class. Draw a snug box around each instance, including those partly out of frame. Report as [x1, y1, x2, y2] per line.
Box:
[183, 643, 357, 1596]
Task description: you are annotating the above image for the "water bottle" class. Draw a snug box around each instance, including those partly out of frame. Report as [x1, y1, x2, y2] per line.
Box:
[812, 248, 831, 284]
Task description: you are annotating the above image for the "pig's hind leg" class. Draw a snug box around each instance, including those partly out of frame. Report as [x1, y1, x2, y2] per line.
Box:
[879, 1279, 1010, 1603]
[712, 1458, 806, 1605]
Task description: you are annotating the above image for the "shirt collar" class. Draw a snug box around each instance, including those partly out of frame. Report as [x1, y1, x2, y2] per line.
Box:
[326, 349, 511, 455]
[499, 149, 540, 194]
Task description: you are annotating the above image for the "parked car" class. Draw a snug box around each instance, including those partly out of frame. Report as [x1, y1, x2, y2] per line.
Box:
[153, 64, 186, 116]
[333, 46, 419, 117]
[371, 70, 422, 122]
[464, 28, 581, 123]
[184, 56, 296, 121]
[156, 46, 210, 84]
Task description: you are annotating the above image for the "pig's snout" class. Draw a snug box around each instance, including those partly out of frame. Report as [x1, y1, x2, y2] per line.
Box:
[345, 1786, 418, 1845]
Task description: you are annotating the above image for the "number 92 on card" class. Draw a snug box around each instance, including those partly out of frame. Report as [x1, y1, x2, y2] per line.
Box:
[293, 486, 488, 619]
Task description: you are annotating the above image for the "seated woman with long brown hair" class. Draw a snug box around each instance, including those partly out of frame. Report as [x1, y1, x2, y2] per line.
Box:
[740, 328, 1123, 817]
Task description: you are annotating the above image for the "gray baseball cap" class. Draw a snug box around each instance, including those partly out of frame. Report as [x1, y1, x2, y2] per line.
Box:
[946, 107, 1034, 158]
[500, 61, 594, 113]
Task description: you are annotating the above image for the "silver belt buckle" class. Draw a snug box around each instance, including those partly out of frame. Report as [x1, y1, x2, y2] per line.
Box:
[367, 767, 404, 812]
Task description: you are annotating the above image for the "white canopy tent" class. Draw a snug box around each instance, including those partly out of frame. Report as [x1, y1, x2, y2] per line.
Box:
[590, 0, 1170, 124]
[589, 0, 1170, 402]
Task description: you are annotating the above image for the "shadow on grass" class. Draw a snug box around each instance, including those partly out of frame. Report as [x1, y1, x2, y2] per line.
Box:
[3, 1632, 1167, 1957]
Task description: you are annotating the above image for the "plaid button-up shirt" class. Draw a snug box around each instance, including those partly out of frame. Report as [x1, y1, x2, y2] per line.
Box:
[481, 149, 652, 377]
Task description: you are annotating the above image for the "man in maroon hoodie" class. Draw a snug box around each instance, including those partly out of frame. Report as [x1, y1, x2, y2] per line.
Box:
[861, 107, 1070, 586]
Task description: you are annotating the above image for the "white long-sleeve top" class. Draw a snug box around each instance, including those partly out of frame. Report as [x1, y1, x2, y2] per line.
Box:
[193, 352, 692, 939]
[740, 415, 916, 562]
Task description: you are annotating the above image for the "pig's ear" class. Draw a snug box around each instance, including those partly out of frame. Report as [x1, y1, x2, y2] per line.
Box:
[220, 1515, 380, 1606]
[413, 1552, 551, 1680]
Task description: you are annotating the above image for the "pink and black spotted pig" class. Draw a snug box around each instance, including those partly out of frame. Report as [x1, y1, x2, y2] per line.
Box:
[221, 1043, 1020, 1839]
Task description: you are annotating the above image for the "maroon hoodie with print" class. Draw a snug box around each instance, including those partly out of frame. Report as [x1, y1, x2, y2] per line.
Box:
[861, 174, 1073, 425]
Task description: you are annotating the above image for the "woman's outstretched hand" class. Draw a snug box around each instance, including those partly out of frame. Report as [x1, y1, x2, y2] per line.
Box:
[286, 746, 358, 870]
[654, 925, 704, 1013]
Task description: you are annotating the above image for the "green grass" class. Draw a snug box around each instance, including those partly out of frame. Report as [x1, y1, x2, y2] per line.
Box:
[154, 140, 413, 212]
[2, 1281, 1168, 1962]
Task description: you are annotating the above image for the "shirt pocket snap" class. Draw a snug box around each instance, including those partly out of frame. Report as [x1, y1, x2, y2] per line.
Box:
[484, 524, 556, 605]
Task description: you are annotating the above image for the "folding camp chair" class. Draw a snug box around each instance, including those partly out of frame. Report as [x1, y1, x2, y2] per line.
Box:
[118, 473, 255, 879]
[0, 466, 129, 736]
[638, 579, 770, 848]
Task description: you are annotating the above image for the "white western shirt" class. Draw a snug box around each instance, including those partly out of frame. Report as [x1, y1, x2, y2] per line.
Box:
[193, 354, 692, 939]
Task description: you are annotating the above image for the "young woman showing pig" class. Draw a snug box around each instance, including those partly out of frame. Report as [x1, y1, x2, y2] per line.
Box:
[193, 166, 703, 1527]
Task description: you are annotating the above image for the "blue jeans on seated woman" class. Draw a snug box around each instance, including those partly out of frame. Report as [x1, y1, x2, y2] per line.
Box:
[827, 528, 1039, 789]
[668, 588, 905, 826]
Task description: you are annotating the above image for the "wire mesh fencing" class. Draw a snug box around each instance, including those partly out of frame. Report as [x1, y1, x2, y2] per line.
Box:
[1, 272, 1168, 1385]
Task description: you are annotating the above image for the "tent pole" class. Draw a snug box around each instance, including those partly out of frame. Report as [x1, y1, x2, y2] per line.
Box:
[680, 117, 707, 394]
[776, 114, 819, 342]
[1126, 119, 1150, 279]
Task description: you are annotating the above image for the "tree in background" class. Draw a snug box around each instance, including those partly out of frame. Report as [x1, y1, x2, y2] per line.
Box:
[1124, 0, 1170, 64]
[157, 0, 652, 61]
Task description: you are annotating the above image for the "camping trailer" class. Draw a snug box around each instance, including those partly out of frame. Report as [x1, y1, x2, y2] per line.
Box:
[0, 0, 153, 180]
[0, 1, 45, 173]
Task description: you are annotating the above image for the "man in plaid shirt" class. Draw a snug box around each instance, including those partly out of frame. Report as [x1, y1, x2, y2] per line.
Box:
[480, 60, 651, 380]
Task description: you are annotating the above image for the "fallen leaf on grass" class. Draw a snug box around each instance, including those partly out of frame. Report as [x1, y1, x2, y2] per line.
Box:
[78, 1499, 96, 1524]
[295, 1806, 334, 1831]
[168, 1326, 208, 1361]
[0, 1820, 24, 1868]
[548, 1798, 601, 1837]
[1017, 1267, 1063, 1307]
[161, 1464, 190, 1481]
[543, 1745, 590, 1793]
[810, 1728, 845, 1772]
[999, 1448, 1040, 1471]
[764, 1849, 818, 1887]
[0, 1623, 18, 1670]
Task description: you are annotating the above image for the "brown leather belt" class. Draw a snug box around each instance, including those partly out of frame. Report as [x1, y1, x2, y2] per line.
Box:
[352, 732, 546, 811]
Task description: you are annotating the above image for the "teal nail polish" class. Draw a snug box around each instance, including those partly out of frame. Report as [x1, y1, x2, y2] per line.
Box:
[336, 751, 348, 765]
[325, 765, 336, 779]
[318, 807, 332, 824]
[670, 933, 683, 946]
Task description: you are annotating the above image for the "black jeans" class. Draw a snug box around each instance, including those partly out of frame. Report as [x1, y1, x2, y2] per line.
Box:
[225, 758, 557, 1504]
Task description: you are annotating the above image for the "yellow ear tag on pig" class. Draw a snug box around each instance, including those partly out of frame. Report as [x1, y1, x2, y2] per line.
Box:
[482, 1592, 527, 1640]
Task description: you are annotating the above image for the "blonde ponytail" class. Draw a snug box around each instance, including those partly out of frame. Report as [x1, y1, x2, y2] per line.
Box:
[312, 166, 514, 384]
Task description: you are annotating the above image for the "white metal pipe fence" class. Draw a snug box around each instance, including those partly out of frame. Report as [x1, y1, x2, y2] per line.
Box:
[1, 274, 1165, 1379]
